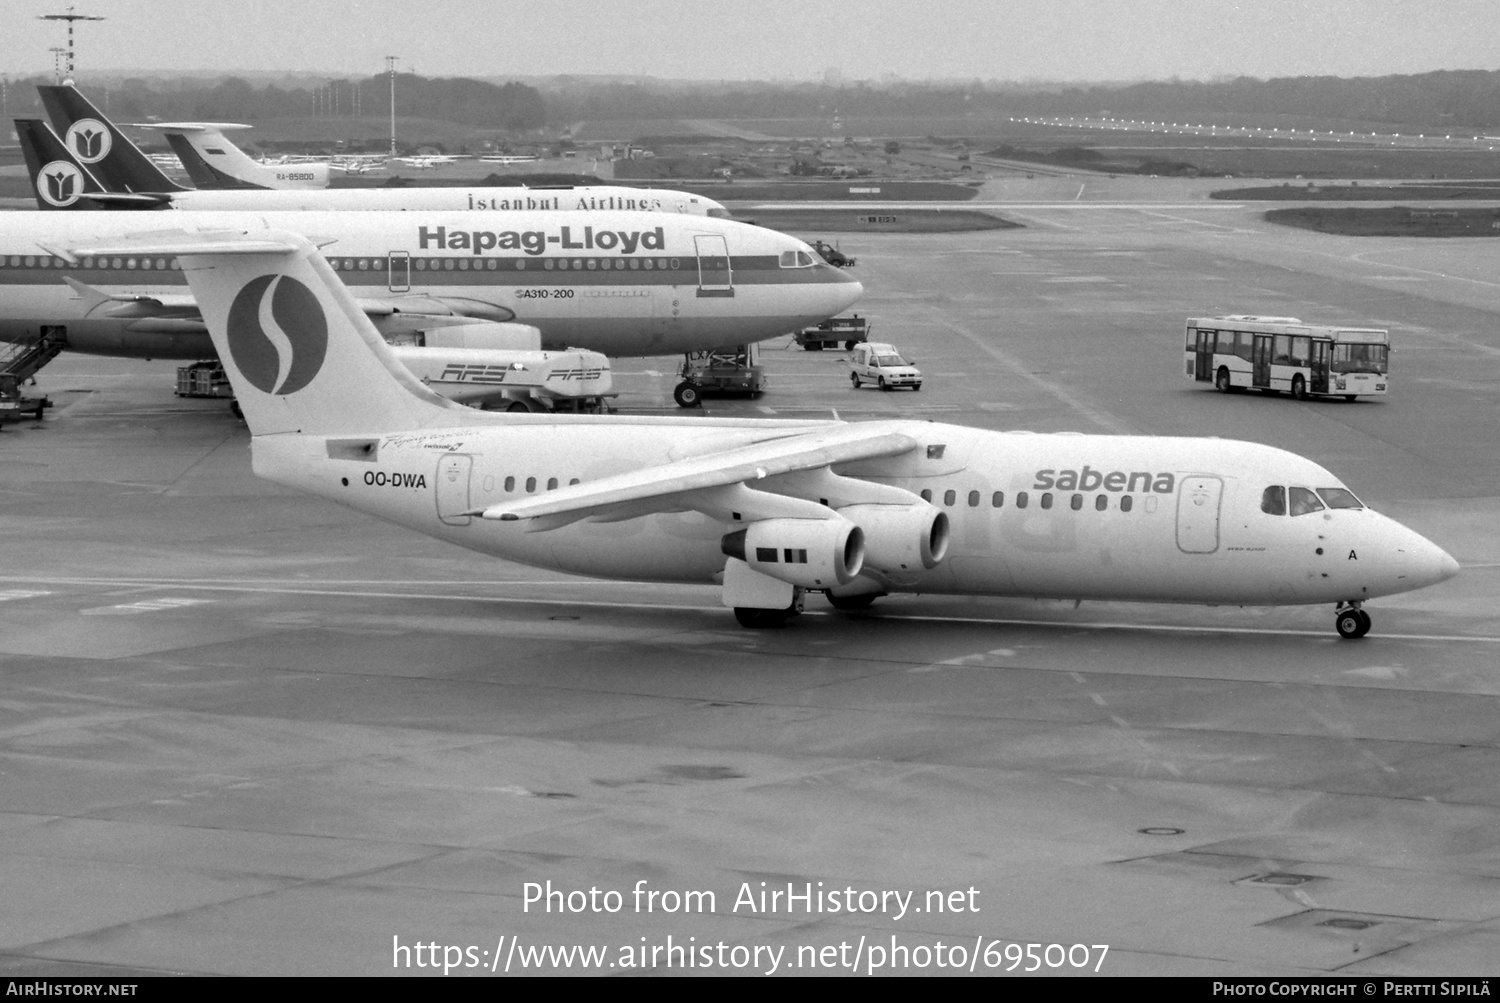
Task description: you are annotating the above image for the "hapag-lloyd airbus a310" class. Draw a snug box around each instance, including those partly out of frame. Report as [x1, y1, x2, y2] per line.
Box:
[0, 209, 861, 363]
[63, 228, 1459, 638]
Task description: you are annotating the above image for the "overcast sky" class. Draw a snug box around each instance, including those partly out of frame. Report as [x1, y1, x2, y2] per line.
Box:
[6, 0, 1499, 84]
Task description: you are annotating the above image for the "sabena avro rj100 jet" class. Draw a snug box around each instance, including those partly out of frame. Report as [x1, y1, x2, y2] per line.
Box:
[60, 229, 1459, 636]
[27, 84, 730, 216]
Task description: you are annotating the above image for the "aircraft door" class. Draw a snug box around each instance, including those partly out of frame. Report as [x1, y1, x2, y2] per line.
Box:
[1252, 335, 1273, 387]
[436, 454, 473, 526]
[1176, 476, 1223, 554]
[694, 234, 734, 297]
[1193, 327, 1213, 381]
[1310, 338, 1331, 394]
[389, 251, 411, 293]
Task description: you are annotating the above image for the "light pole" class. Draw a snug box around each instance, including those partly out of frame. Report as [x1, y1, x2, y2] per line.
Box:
[39, 7, 105, 81]
[385, 55, 399, 157]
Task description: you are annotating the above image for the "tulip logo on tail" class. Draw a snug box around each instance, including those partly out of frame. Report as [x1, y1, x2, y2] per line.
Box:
[37, 161, 83, 206]
[64, 119, 111, 164]
[226, 275, 329, 395]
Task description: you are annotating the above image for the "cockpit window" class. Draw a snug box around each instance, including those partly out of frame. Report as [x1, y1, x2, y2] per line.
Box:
[1288, 486, 1325, 516]
[779, 250, 817, 268]
[707, 207, 730, 218]
[1316, 487, 1363, 510]
[1261, 485, 1286, 515]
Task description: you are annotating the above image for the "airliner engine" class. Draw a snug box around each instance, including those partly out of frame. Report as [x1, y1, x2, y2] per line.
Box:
[840, 503, 950, 572]
[721, 518, 864, 588]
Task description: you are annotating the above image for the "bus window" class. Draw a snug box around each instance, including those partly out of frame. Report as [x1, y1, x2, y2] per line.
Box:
[1185, 327, 1199, 350]
[1316, 487, 1364, 509]
[1216, 331, 1236, 354]
[1261, 486, 1286, 515]
[1236, 331, 1253, 361]
[1332, 343, 1389, 374]
[1292, 336, 1310, 365]
[1288, 487, 1324, 516]
[1273, 335, 1292, 364]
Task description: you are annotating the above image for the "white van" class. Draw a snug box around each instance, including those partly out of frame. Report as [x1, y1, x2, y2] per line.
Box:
[850, 342, 922, 391]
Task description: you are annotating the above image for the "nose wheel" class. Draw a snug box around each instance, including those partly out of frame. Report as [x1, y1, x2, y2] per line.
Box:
[1335, 603, 1372, 639]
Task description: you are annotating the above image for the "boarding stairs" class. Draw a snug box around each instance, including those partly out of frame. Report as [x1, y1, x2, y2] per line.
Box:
[0, 328, 64, 423]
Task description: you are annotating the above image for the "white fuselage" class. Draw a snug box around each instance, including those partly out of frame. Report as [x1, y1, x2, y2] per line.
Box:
[150, 184, 729, 216]
[0, 211, 860, 359]
[256, 420, 1457, 608]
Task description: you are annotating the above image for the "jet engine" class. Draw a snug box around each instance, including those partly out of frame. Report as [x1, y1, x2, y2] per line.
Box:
[721, 518, 864, 589]
[840, 503, 950, 573]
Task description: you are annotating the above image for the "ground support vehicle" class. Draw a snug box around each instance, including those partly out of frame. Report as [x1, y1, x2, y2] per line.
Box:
[674, 344, 765, 407]
[176, 362, 234, 399]
[794, 315, 869, 351]
[849, 341, 922, 391]
[1186, 316, 1390, 401]
[811, 240, 856, 268]
[0, 374, 49, 424]
[0, 328, 62, 424]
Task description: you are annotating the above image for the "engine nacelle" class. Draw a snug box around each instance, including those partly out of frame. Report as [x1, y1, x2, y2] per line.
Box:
[721, 518, 864, 589]
[840, 503, 949, 572]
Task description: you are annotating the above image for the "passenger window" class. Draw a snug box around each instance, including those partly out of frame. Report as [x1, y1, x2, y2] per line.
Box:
[504, 476, 515, 492]
[1316, 487, 1363, 510]
[1095, 494, 1108, 511]
[547, 477, 558, 490]
[1120, 495, 1133, 512]
[920, 488, 932, 502]
[525, 476, 537, 493]
[991, 491, 1004, 508]
[943, 489, 956, 506]
[967, 490, 980, 507]
[1261, 486, 1286, 515]
[1288, 486, 1324, 516]
[1040, 493, 1053, 510]
[1070, 494, 1082, 511]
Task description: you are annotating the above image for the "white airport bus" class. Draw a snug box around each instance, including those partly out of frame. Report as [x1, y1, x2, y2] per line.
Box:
[1185, 316, 1390, 401]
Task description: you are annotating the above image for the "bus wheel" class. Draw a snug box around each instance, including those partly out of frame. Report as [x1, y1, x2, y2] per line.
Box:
[1216, 367, 1232, 393]
[1291, 375, 1308, 400]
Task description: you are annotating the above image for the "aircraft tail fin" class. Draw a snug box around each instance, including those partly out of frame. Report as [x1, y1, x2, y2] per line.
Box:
[65, 230, 469, 437]
[161, 132, 268, 190]
[15, 118, 105, 210]
[37, 84, 188, 194]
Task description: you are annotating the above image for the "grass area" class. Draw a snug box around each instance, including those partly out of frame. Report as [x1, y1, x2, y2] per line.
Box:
[1265, 206, 1500, 237]
[741, 208, 1017, 233]
[684, 180, 978, 201]
[1215, 182, 1500, 200]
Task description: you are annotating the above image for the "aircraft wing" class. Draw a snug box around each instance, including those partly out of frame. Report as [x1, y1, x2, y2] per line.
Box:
[59, 275, 412, 322]
[477, 424, 918, 528]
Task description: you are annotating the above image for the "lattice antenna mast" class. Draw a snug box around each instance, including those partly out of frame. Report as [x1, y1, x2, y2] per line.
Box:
[385, 55, 399, 157]
[39, 7, 106, 82]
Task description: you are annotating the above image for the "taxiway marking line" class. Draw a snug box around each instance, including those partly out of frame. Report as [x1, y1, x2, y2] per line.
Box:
[937, 318, 1132, 433]
[1, 576, 1492, 643]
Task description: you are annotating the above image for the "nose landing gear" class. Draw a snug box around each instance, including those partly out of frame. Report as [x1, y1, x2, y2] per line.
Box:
[1335, 602, 1372, 639]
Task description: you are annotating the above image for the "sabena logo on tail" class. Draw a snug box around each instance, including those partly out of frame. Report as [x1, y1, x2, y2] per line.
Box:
[64, 119, 111, 163]
[38, 161, 84, 206]
[226, 274, 330, 395]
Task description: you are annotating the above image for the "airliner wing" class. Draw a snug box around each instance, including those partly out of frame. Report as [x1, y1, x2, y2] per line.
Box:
[60, 274, 408, 322]
[477, 425, 917, 528]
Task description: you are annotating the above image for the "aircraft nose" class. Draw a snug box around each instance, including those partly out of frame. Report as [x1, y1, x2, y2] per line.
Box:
[1403, 530, 1460, 589]
[832, 275, 864, 312]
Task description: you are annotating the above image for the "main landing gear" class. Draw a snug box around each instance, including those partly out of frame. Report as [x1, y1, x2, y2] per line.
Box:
[1334, 602, 1372, 639]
